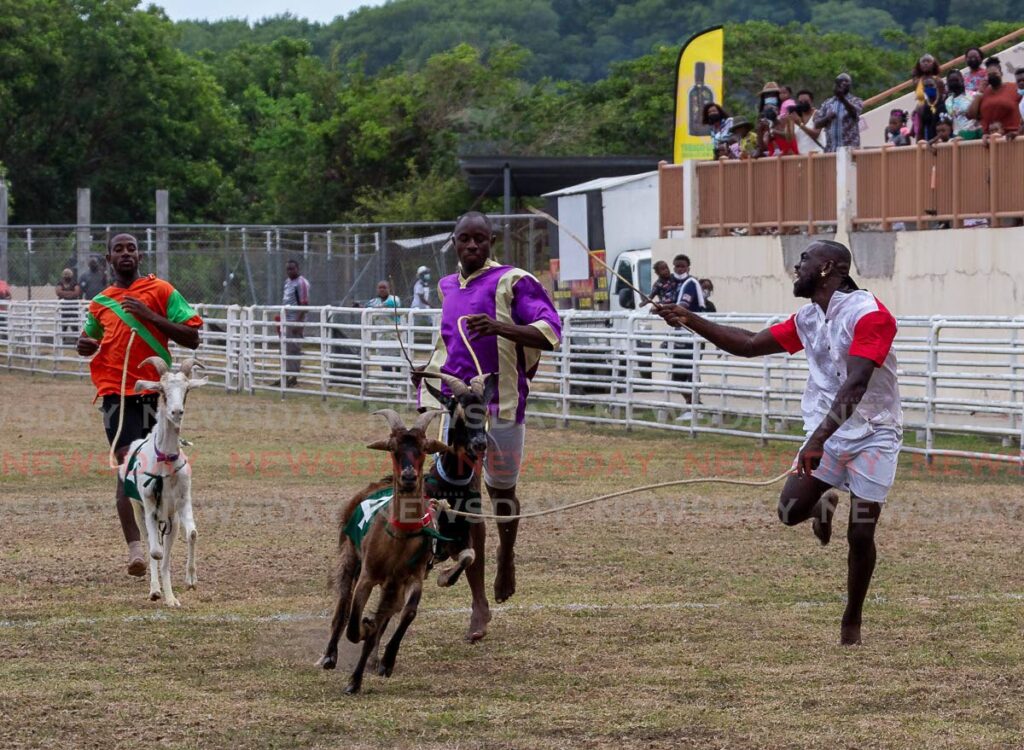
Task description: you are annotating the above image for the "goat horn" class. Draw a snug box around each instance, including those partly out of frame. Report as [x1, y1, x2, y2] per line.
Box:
[469, 373, 491, 398]
[413, 409, 443, 434]
[140, 356, 169, 377]
[179, 358, 204, 378]
[439, 373, 471, 398]
[373, 409, 406, 432]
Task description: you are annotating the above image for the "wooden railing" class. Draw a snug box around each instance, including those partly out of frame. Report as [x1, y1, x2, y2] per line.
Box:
[658, 161, 685, 237]
[853, 138, 1024, 230]
[694, 153, 837, 235]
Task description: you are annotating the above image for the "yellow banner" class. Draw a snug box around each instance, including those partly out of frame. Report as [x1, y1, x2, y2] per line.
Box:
[673, 26, 724, 163]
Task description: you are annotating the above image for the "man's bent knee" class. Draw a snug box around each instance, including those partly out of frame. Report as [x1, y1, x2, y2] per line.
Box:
[777, 495, 802, 526]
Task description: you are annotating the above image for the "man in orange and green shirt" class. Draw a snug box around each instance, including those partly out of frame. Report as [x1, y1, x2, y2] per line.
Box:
[77, 233, 203, 576]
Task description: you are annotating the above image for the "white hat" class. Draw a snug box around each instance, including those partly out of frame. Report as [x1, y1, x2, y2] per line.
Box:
[416, 266, 430, 275]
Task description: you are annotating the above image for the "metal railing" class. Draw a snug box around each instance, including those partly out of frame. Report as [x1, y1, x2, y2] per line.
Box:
[3, 301, 1022, 467]
[853, 138, 1024, 230]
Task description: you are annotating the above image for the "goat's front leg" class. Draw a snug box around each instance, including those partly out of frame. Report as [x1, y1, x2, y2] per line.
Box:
[135, 499, 162, 601]
[379, 579, 422, 678]
[160, 515, 180, 607]
[179, 487, 198, 590]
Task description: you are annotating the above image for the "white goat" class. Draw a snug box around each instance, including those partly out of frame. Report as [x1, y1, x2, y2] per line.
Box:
[120, 356, 207, 606]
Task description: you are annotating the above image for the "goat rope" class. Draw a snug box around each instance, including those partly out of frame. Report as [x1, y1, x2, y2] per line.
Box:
[431, 470, 792, 521]
[107, 329, 137, 469]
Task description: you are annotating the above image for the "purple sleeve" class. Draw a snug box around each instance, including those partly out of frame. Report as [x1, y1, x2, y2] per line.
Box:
[511, 275, 561, 345]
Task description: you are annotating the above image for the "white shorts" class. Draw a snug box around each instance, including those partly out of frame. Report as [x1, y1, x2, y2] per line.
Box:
[793, 427, 902, 503]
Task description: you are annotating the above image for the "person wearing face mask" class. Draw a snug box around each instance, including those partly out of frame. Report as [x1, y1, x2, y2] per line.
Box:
[788, 89, 824, 154]
[944, 69, 981, 140]
[967, 57, 1022, 135]
[702, 102, 734, 158]
[1016, 67, 1024, 134]
[963, 47, 987, 95]
[914, 76, 948, 142]
[813, 73, 863, 151]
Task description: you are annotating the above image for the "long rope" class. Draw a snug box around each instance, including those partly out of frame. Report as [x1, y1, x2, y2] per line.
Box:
[432, 470, 792, 521]
[107, 329, 137, 470]
[527, 207, 664, 311]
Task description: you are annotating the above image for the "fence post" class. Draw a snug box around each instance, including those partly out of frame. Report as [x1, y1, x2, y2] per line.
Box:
[925, 320, 942, 466]
[624, 314, 636, 430]
[684, 160, 699, 238]
[76, 188, 91, 276]
[155, 190, 169, 280]
[835, 147, 857, 245]
[0, 180, 8, 283]
[560, 311, 572, 428]
[26, 227, 33, 301]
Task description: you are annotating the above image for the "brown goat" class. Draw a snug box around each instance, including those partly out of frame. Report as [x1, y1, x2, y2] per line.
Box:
[316, 408, 448, 694]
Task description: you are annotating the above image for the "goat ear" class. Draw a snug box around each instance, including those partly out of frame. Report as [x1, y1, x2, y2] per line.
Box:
[481, 372, 498, 406]
[134, 379, 162, 394]
[365, 439, 393, 452]
[423, 439, 451, 455]
[423, 379, 455, 411]
[187, 377, 209, 389]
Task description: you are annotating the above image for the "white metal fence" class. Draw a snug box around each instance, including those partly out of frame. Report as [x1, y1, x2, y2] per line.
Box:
[2, 301, 1022, 467]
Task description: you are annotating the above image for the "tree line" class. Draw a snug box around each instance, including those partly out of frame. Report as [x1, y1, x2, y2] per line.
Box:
[0, 0, 1017, 225]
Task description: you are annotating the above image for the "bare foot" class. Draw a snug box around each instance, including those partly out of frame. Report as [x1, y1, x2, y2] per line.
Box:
[812, 491, 839, 546]
[840, 623, 862, 645]
[127, 541, 146, 577]
[466, 605, 491, 642]
[494, 550, 516, 603]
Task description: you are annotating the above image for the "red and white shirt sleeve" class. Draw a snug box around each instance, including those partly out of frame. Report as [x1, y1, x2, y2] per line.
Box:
[770, 314, 804, 355]
[849, 305, 897, 367]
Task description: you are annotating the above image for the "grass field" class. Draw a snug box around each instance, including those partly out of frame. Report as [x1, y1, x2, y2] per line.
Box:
[1, 370, 1022, 749]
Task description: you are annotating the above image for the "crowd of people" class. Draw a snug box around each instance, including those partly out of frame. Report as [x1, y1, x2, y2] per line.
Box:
[705, 47, 1024, 160]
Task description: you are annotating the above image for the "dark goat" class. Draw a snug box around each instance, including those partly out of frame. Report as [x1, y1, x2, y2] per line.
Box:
[423, 373, 497, 588]
[316, 408, 447, 694]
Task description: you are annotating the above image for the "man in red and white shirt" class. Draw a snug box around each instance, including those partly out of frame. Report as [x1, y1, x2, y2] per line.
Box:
[657, 240, 902, 645]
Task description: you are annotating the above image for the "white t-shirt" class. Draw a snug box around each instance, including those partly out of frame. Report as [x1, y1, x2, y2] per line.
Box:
[793, 112, 825, 154]
[770, 290, 902, 439]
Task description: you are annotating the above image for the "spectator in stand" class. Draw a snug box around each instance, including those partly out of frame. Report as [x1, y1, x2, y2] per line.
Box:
[789, 90, 825, 154]
[915, 76, 948, 142]
[929, 113, 955, 145]
[703, 103, 734, 158]
[728, 118, 758, 160]
[78, 256, 108, 300]
[944, 70, 981, 140]
[963, 47, 987, 95]
[1017, 68, 1024, 133]
[814, 74, 864, 151]
[883, 109, 912, 146]
[779, 85, 797, 119]
[647, 260, 680, 306]
[967, 57, 1022, 135]
[913, 55, 945, 104]
[699, 279, 717, 313]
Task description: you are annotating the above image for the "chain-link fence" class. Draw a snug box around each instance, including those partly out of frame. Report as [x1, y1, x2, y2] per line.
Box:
[0, 216, 553, 307]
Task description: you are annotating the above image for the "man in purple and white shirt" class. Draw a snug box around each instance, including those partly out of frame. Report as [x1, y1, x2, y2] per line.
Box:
[414, 211, 561, 642]
[657, 240, 901, 646]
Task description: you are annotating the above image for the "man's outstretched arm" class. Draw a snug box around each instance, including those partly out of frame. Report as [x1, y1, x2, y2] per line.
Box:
[657, 304, 785, 358]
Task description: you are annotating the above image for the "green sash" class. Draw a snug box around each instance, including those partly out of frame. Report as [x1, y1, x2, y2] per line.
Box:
[93, 294, 172, 365]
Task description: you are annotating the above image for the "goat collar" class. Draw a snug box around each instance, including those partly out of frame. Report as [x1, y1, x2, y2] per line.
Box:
[154, 446, 180, 464]
[389, 507, 433, 533]
[434, 454, 475, 486]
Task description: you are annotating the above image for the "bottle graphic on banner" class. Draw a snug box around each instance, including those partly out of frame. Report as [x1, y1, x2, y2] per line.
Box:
[688, 62, 714, 136]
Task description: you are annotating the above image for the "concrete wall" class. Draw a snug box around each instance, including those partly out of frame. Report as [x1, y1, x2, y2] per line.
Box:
[654, 226, 1024, 316]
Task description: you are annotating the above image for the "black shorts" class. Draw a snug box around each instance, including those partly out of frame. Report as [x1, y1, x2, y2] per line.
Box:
[101, 393, 160, 452]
